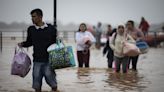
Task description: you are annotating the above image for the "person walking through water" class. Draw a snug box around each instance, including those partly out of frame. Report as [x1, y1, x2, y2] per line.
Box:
[103, 24, 116, 68]
[139, 17, 150, 37]
[110, 25, 135, 73]
[95, 22, 103, 49]
[75, 23, 96, 68]
[126, 20, 144, 71]
[18, 8, 58, 92]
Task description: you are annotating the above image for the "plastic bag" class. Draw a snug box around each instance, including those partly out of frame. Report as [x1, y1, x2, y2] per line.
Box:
[11, 46, 31, 77]
[136, 41, 149, 54]
[123, 42, 141, 56]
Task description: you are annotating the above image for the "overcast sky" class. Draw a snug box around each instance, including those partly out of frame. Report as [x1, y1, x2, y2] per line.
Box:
[0, 0, 164, 26]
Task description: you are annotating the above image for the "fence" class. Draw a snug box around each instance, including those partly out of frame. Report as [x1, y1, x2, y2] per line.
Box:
[0, 30, 164, 52]
[0, 30, 76, 52]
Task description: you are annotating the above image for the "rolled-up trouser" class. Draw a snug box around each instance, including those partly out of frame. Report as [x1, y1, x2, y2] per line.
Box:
[32, 62, 57, 90]
[114, 56, 129, 73]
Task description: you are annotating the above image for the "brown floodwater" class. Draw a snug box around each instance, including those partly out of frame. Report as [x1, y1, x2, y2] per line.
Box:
[0, 39, 164, 92]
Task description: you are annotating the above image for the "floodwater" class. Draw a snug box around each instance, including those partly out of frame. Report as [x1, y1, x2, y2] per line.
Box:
[0, 38, 164, 92]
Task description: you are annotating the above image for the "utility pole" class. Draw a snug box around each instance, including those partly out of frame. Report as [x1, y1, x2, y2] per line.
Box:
[54, 0, 57, 28]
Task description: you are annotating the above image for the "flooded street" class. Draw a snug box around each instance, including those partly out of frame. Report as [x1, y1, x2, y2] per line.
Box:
[0, 39, 164, 92]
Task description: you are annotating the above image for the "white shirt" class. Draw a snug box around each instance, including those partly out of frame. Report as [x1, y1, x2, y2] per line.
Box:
[34, 22, 48, 30]
[75, 31, 96, 51]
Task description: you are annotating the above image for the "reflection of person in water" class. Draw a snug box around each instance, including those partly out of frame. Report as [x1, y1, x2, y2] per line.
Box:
[76, 68, 93, 84]
[104, 71, 146, 92]
[77, 68, 90, 76]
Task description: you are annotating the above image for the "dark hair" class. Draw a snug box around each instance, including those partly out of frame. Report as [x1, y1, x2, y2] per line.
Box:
[127, 20, 134, 27]
[30, 8, 43, 17]
[112, 28, 117, 33]
[108, 24, 111, 27]
[78, 23, 87, 32]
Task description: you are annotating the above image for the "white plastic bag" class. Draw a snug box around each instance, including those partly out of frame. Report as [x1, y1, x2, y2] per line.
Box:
[47, 39, 64, 52]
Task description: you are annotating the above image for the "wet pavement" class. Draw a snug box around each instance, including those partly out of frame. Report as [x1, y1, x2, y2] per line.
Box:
[0, 38, 164, 92]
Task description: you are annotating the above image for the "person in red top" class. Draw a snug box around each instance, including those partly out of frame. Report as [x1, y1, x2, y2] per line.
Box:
[139, 17, 150, 37]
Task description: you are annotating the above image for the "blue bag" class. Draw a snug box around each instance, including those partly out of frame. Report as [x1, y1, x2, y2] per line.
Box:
[136, 41, 149, 54]
[66, 46, 76, 66]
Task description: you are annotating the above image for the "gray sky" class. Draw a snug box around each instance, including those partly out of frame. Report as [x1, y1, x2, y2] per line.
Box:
[0, 0, 53, 24]
[0, 0, 164, 26]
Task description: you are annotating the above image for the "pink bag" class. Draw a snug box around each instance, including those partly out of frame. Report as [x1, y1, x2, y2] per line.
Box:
[123, 42, 141, 56]
[83, 36, 91, 44]
[11, 46, 31, 77]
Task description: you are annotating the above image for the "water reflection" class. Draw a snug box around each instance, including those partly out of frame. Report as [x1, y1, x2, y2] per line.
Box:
[104, 70, 147, 92]
[76, 68, 94, 84]
[1, 39, 164, 92]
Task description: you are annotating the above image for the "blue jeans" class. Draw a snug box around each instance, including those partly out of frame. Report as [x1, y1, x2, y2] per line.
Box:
[32, 62, 57, 90]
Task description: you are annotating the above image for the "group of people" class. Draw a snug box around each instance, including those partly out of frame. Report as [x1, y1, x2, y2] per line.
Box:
[76, 20, 145, 74]
[17, 8, 149, 92]
[103, 21, 145, 73]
